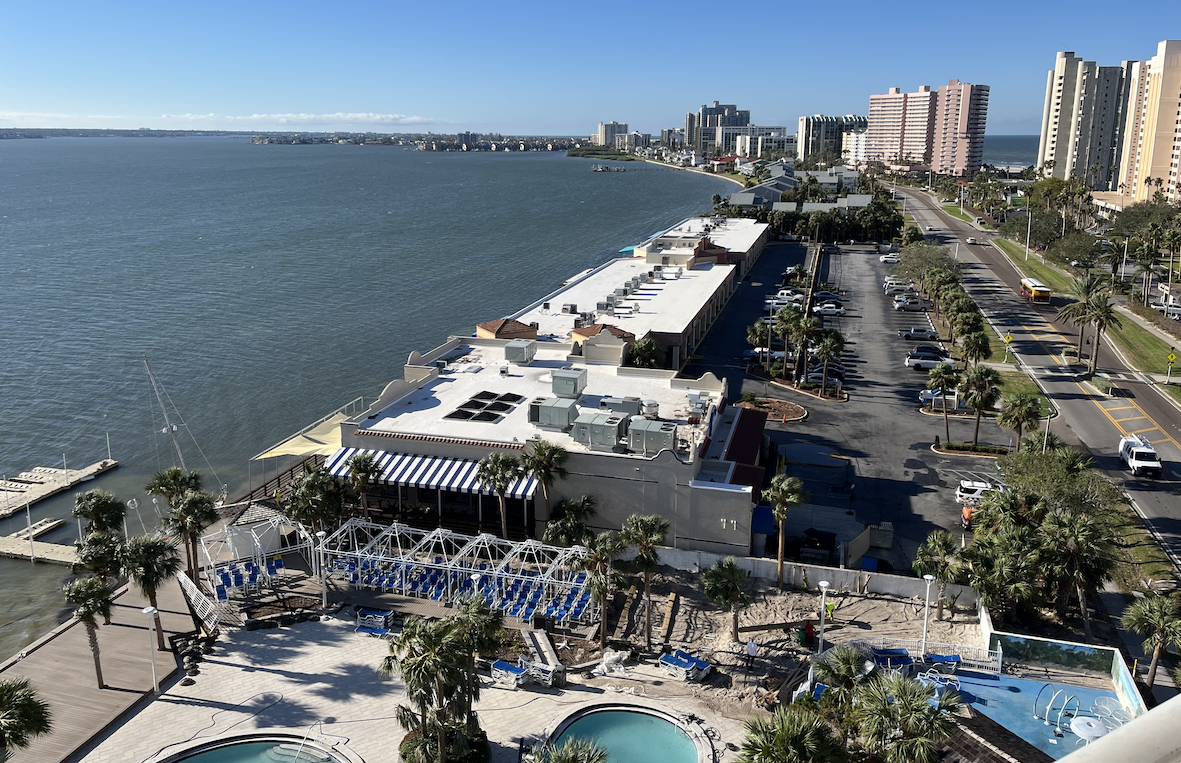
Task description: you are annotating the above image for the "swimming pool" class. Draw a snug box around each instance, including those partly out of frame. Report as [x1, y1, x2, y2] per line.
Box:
[549, 705, 706, 763]
[953, 670, 1131, 759]
[154, 734, 360, 763]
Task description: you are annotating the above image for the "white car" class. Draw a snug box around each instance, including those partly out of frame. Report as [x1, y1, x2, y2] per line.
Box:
[966, 237, 978, 245]
[918, 387, 956, 405]
[813, 303, 846, 316]
[905, 354, 953, 371]
[925, 225, 934, 231]
[955, 480, 995, 506]
[879, 253, 901, 263]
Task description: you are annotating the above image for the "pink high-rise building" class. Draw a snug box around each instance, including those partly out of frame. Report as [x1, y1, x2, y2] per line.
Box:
[867, 79, 988, 175]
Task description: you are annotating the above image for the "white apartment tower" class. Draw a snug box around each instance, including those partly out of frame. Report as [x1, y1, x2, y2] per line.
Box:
[796, 115, 868, 161]
[1118, 40, 1181, 203]
[1036, 51, 1134, 189]
[933, 79, 990, 176]
[594, 121, 628, 147]
[867, 86, 936, 164]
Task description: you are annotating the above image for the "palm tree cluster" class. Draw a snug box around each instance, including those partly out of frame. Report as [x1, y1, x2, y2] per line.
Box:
[285, 461, 345, 534]
[379, 596, 503, 763]
[1056, 273, 1122, 374]
[477, 441, 570, 541]
[924, 439, 1119, 636]
[738, 643, 959, 763]
[0, 677, 52, 761]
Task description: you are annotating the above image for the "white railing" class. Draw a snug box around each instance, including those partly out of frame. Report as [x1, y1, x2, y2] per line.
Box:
[854, 636, 1002, 673]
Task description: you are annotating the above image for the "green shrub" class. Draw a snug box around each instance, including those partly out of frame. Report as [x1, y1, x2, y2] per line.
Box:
[1093, 376, 1113, 394]
[944, 442, 1008, 455]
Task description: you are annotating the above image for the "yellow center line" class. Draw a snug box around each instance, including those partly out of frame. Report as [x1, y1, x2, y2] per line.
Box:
[1103, 405, 1137, 411]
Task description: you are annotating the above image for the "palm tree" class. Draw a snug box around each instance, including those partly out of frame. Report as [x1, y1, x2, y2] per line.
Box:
[542, 496, 597, 547]
[959, 526, 1038, 628]
[63, 577, 113, 690]
[855, 671, 959, 763]
[380, 616, 467, 763]
[1038, 510, 1113, 641]
[476, 452, 522, 540]
[1058, 274, 1108, 354]
[1087, 295, 1123, 374]
[74, 531, 125, 586]
[747, 322, 770, 370]
[960, 332, 992, 367]
[0, 677, 52, 761]
[574, 531, 624, 650]
[814, 330, 845, 397]
[287, 462, 345, 533]
[960, 365, 1002, 448]
[533, 738, 610, 763]
[620, 513, 669, 651]
[145, 467, 203, 516]
[737, 703, 848, 763]
[122, 534, 183, 650]
[1121, 593, 1181, 689]
[761, 475, 809, 589]
[913, 531, 960, 621]
[168, 489, 218, 583]
[627, 337, 664, 369]
[71, 489, 126, 535]
[926, 365, 961, 444]
[345, 452, 382, 520]
[448, 595, 502, 733]
[998, 393, 1042, 452]
[702, 557, 752, 643]
[815, 643, 872, 722]
[521, 441, 568, 524]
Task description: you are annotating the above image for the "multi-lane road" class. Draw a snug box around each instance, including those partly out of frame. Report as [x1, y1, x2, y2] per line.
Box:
[900, 190, 1181, 567]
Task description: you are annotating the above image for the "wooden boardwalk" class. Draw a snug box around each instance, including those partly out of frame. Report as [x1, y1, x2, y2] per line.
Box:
[0, 535, 78, 565]
[8, 517, 67, 541]
[0, 578, 193, 763]
[0, 460, 119, 519]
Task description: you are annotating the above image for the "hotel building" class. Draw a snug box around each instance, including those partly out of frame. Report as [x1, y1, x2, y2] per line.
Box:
[866, 80, 988, 175]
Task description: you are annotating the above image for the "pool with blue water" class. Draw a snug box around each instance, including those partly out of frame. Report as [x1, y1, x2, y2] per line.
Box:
[553, 708, 699, 763]
[953, 670, 1131, 759]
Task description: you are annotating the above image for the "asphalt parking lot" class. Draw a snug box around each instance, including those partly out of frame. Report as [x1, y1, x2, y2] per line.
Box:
[684, 241, 1010, 568]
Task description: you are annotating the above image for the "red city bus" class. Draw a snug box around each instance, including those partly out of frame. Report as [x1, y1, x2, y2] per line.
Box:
[1019, 278, 1051, 303]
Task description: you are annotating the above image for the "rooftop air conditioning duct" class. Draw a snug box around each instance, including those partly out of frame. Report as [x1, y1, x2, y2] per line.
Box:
[552, 368, 587, 399]
[504, 339, 537, 366]
[641, 399, 659, 417]
[561, 303, 578, 314]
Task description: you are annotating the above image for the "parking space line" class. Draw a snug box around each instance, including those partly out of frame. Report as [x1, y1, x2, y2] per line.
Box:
[1131, 426, 1162, 434]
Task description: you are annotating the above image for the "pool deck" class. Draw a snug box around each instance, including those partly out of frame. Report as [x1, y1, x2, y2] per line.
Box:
[0, 578, 192, 763]
[76, 616, 749, 763]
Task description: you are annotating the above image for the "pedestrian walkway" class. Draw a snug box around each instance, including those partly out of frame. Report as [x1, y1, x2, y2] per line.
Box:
[0, 578, 192, 763]
[1097, 584, 1179, 707]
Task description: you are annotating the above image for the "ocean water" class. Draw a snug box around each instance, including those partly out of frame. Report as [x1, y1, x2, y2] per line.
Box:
[983, 135, 1039, 168]
[0, 139, 735, 658]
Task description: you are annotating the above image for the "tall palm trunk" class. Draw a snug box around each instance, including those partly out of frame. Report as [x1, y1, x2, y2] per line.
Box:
[434, 676, 449, 763]
[972, 409, 983, 447]
[936, 582, 947, 620]
[149, 591, 167, 651]
[940, 392, 950, 444]
[1076, 584, 1094, 642]
[86, 622, 104, 689]
[643, 569, 653, 651]
[731, 609, 740, 644]
[1147, 641, 1164, 688]
[497, 494, 508, 540]
[777, 518, 787, 589]
[1091, 328, 1105, 374]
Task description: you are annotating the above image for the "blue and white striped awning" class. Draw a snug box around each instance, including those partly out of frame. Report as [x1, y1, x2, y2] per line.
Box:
[324, 447, 538, 500]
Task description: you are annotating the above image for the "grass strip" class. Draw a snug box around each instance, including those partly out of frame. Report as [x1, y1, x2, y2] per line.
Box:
[998, 370, 1053, 417]
[1104, 315, 1174, 375]
[941, 205, 973, 223]
[991, 238, 1074, 293]
[1106, 501, 1177, 594]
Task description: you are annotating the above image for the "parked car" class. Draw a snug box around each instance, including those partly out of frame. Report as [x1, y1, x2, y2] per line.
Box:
[813, 291, 842, 301]
[813, 303, 846, 316]
[925, 225, 934, 231]
[899, 327, 939, 341]
[879, 253, 901, 263]
[742, 349, 787, 362]
[805, 372, 842, 386]
[911, 344, 950, 357]
[905, 353, 954, 370]
[883, 278, 914, 289]
[918, 387, 956, 405]
[966, 237, 978, 245]
[894, 299, 928, 312]
[955, 480, 996, 506]
[885, 284, 917, 296]
[809, 366, 845, 380]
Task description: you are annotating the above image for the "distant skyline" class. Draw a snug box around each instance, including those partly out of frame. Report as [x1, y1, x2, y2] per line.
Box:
[1, 1, 1175, 136]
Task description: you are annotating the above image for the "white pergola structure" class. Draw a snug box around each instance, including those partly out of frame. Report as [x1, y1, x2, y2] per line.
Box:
[199, 503, 316, 590]
[320, 517, 595, 624]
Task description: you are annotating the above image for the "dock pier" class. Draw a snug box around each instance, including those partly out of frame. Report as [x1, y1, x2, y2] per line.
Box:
[0, 459, 118, 519]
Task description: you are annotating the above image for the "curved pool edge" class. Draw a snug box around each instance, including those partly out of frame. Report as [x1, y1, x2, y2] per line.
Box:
[542, 702, 714, 763]
[148, 728, 366, 763]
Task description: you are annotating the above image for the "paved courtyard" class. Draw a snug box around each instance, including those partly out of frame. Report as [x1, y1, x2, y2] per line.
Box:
[81, 616, 748, 763]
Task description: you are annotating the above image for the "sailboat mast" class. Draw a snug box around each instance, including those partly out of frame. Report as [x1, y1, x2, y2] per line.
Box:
[144, 356, 188, 472]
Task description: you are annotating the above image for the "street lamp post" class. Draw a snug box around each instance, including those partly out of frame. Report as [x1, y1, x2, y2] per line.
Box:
[921, 574, 935, 656]
[143, 606, 159, 694]
[316, 530, 327, 609]
[817, 581, 831, 655]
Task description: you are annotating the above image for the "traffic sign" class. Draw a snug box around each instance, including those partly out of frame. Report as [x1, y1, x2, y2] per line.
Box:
[1168, 352, 1177, 363]
[1003, 334, 1013, 344]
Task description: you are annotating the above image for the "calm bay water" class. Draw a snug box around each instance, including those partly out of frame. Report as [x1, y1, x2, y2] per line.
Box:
[0, 138, 734, 658]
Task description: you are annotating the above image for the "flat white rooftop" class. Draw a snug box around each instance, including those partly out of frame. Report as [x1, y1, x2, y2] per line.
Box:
[514, 257, 734, 342]
[358, 342, 718, 455]
[661, 215, 766, 254]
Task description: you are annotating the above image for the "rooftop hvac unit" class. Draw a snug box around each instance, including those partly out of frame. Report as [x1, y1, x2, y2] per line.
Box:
[596, 301, 611, 313]
[615, 287, 628, 297]
[552, 368, 588, 399]
[542, 302, 551, 311]
[641, 399, 659, 417]
[528, 397, 548, 424]
[561, 303, 578, 314]
[600, 396, 642, 416]
[674, 268, 683, 279]
[505, 338, 537, 365]
[606, 294, 617, 305]
[436, 360, 448, 370]
[630, 277, 641, 289]
[573, 413, 629, 450]
[628, 418, 678, 455]
[499, 366, 510, 376]
[537, 397, 578, 431]
[653, 264, 663, 273]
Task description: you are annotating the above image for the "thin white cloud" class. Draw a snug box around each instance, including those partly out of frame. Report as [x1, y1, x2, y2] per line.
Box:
[161, 112, 447, 129]
[0, 111, 130, 125]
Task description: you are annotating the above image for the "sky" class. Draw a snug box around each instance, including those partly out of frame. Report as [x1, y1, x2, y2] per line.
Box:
[1, 1, 1176, 136]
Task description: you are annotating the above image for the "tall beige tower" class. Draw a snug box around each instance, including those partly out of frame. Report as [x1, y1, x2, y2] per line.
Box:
[1119, 40, 1181, 202]
[933, 79, 989, 176]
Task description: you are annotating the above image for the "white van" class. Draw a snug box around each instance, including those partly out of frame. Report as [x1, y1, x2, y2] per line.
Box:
[885, 284, 918, 296]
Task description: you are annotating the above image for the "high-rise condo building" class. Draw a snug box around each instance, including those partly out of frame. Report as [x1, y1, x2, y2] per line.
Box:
[1036, 51, 1134, 189]
[1118, 40, 1181, 203]
[796, 115, 868, 161]
[933, 79, 990, 176]
[594, 121, 628, 147]
[685, 102, 750, 153]
[867, 86, 937, 164]
[866, 80, 988, 175]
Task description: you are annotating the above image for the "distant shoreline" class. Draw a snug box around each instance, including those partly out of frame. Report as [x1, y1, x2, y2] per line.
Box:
[641, 158, 745, 189]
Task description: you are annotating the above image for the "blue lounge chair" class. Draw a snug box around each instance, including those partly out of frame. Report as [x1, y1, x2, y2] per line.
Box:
[492, 659, 527, 687]
[922, 654, 961, 674]
[872, 648, 913, 670]
[658, 652, 696, 680]
[674, 649, 712, 679]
